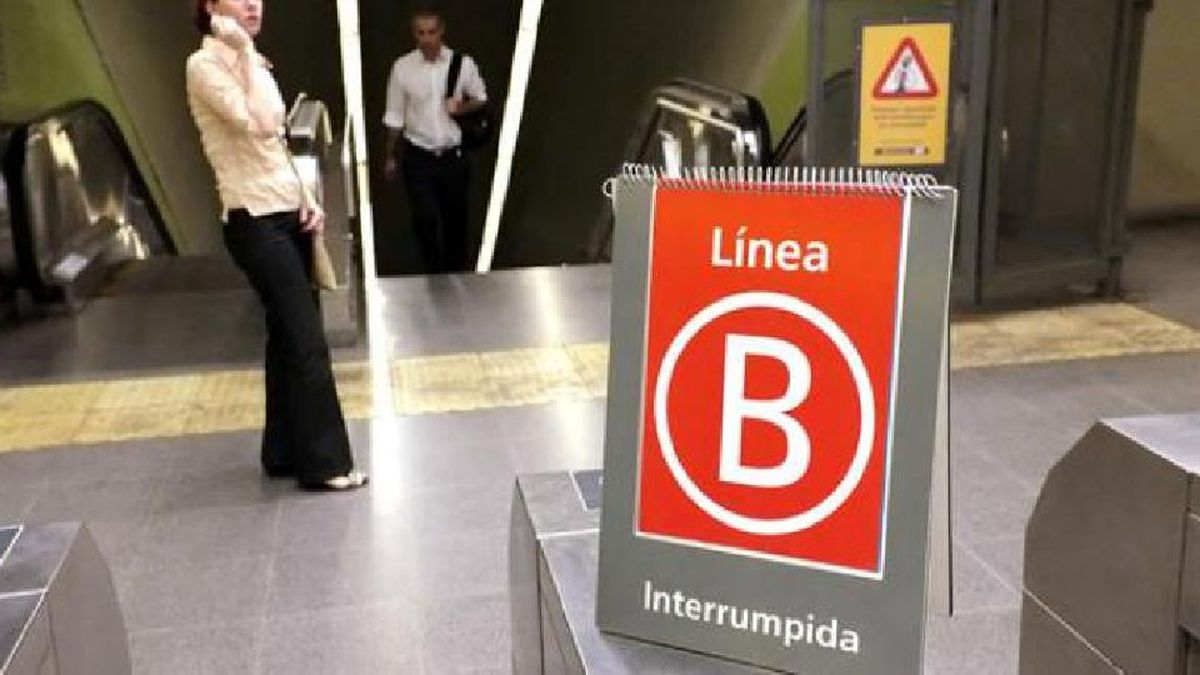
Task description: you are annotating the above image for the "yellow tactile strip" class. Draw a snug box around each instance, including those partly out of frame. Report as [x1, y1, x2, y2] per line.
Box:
[950, 303, 1200, 369]
[0, 345, 610, 452]
[391, 344, 604, 414]
[1, 303, 1197, 452]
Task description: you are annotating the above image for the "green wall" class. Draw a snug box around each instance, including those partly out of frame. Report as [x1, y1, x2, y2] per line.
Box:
[756, 4, 812, 141]
[0, 0, 199, 249]
[0, 0, 348, 255]
[1130, 0, 1200, 216]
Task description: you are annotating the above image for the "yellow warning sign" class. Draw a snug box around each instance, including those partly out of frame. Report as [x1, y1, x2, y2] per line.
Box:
[858, 22, 952, 166]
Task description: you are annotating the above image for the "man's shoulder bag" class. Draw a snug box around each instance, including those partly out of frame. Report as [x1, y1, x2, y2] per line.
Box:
[446, 51, 494, 150]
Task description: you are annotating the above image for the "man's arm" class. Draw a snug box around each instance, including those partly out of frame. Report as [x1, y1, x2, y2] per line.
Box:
[447, 98, 486, 115]
[384, 127, 404, 180]
[383, 61, 406, 180]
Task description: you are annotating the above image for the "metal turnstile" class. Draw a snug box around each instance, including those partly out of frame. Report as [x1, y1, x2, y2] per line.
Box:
[0, 522, 130, 674]
[1020, 415, 1200, 674]
[286, 99, 365, 348]
[510, 471, 778, 674]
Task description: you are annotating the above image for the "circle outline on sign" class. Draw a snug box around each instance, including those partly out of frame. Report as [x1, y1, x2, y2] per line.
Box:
[653, 291, 876, 536]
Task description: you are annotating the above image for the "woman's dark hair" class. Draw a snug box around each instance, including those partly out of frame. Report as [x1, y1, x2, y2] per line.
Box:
[194, 0, 212, 35]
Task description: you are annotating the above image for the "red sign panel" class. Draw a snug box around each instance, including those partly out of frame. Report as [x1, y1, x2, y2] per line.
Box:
[635, 187, 906, 578]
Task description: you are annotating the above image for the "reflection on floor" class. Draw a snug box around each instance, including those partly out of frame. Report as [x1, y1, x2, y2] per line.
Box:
[0, 222, 1198, 673]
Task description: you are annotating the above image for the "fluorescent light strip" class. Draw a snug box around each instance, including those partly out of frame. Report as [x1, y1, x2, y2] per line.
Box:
[336, 0, 402, 501]
[475, 0, 546, 273]
[333, 0, 375, 281]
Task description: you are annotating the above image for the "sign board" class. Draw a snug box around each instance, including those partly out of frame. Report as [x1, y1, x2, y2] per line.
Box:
[858, 22, 953, 166]
[597, 170, 957, 673]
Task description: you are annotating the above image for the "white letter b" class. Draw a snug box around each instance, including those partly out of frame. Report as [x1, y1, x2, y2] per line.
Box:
[719, 334, 811, 488]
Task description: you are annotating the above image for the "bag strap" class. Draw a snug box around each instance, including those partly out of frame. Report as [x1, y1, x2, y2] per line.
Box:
[446, 51, 464, 100]
[275, 128, 319, 212]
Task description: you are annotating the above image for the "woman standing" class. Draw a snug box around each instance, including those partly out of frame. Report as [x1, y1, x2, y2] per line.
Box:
[186, 0, 366, 491]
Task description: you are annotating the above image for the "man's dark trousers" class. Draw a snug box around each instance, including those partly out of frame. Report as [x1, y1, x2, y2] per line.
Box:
[401, 140, 470, 273]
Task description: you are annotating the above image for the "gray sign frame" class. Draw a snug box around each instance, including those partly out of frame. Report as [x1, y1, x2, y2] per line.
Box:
[597, 178, 958, 673]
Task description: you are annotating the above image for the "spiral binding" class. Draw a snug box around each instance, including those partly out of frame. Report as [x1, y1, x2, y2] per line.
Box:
[611, 163, 944, 199]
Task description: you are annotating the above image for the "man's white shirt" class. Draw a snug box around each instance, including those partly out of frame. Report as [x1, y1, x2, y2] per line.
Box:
[383, 46, 487, 152]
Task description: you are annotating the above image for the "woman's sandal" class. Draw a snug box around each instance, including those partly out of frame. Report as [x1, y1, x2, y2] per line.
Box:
[303, 470, 369, 492]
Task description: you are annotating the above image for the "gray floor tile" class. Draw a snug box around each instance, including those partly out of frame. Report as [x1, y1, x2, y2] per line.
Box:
[274, 489, 413, 556]
[1078, 352, 1200, 414]
[266, 547, 418, 616]
[85, 518, 151, 572]
[407, 478, 516, 534]
[952, 458, 1039, 544]
[166, 431, 264, 478]
[501, 400, 608, 472]
[418, 591, 511, 673]
[390, 437, 519, 491]
[24, 477, 159, 525]
[387, 407, 547, 451]
[135, 503, 281, 567]
[154, 468, 292, 514]
[409, 528, 509, 602]
[259, 603, 423, 675]
[0, 478, 44, 524]
[0, 290, 266, 384]
[923, 609, 1020, 675]
[391, 327, 480, 357]
[118, 554, 272, 631]
[951, 543, 1020, 615]
[950, 445, 1018, 488]
[130, 619, 263, 675]
[0, 442, 179, 486]
[965, 536, 1026, 592]
[0, 452, 49, 491]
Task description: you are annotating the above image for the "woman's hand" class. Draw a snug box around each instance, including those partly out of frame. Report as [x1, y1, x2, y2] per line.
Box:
[210, 14, 254, 53]
[300, 204, 326, 235]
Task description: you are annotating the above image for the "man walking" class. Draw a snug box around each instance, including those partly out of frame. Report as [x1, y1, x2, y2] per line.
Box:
[383, 6, 488, 273]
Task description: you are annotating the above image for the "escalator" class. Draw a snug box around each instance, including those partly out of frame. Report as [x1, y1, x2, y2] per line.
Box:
[0, 99, 364, 347]
[3, 104, 170, 311]
[585, 71, 866, 261]
[585, 79, 775, 261]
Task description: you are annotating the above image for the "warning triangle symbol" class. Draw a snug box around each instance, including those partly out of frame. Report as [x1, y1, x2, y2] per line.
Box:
[872, 37, 938, 99]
